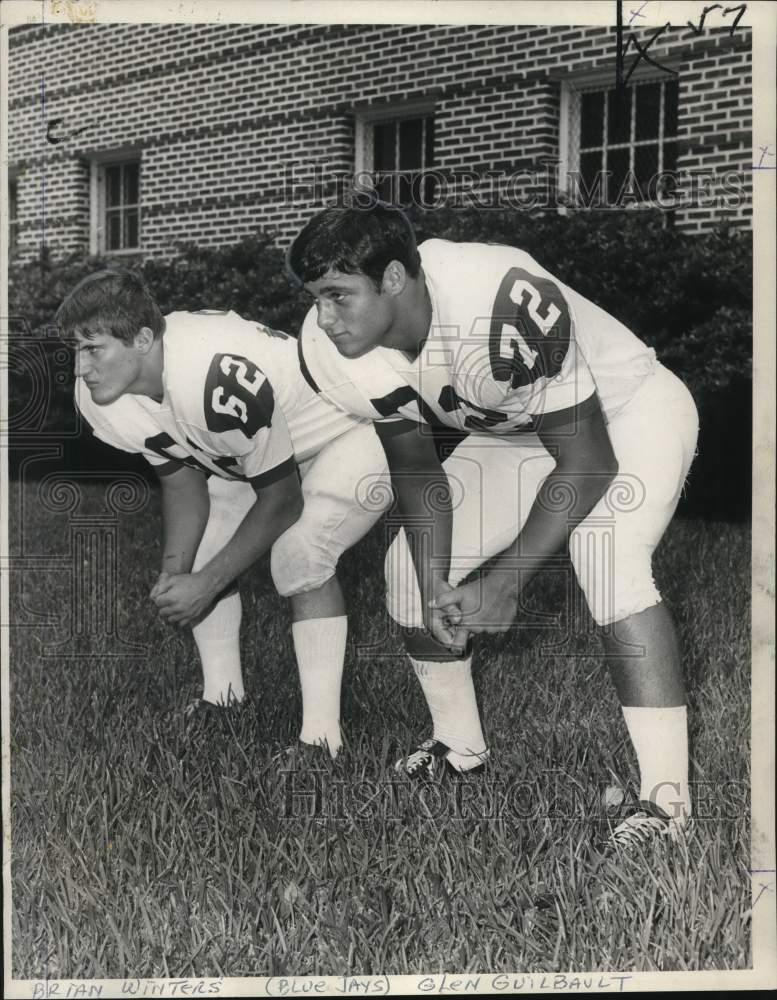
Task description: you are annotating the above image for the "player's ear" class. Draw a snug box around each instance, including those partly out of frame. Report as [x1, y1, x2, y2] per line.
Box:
[134, 326, 156, 353]
[381, 260, 407, 297]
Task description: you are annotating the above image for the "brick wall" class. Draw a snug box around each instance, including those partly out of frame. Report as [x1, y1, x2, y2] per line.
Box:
[8, 21, 752, 260]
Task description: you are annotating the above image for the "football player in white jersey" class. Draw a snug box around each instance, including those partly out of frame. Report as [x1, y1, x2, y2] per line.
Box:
[288, 203, 699, 848]
[56, 270, 391, 757]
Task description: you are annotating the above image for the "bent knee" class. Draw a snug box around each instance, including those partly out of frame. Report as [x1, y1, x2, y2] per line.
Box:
[270, 524, 336, 597]
[569, 526, 660, 627]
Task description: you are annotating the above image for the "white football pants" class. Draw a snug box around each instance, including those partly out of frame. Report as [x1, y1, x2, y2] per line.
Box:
[386, 363, 699, 628]
[194, 420, 390, 609]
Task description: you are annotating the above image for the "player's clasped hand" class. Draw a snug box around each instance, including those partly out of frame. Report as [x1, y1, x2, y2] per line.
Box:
[432, 574, 519, 634]
[426, 579, 471, 654]
[150, 570, 217, 627]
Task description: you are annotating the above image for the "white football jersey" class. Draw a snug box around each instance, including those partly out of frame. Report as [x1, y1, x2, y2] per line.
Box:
[76, 310, 363, 486]
[299, 239, 657, 435]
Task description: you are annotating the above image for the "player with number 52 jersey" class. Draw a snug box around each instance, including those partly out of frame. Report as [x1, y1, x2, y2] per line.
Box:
[58, 272, 391, 758]
[290, 203, 699, 851]
[78, 308, 365, 485]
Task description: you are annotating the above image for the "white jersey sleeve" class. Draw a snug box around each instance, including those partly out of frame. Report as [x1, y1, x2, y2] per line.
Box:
[298, 306, 413, 425]
[74, 380, 179, 472]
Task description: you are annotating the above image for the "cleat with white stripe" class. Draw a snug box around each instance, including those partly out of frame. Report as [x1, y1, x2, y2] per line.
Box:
[605, 800, 694, 854]
[394, 738, 490, 779]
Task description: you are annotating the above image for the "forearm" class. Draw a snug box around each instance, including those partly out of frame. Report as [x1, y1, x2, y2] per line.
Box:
[490, 465, 616, 593]
[197, 493, 301, 594]
[159, 478, 209, 574]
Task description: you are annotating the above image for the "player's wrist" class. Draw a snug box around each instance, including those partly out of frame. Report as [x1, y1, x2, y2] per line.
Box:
[160, 551, 195, 575]
[194, 566, 225, 598]
[429, 569, 450, 592]
[483, 567, 521, 600]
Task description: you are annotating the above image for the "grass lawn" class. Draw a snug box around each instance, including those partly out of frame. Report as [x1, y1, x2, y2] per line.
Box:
[8, 477, 751, 978]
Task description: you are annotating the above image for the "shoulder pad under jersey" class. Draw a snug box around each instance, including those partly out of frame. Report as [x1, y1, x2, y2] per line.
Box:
[298, 308, 408, 422]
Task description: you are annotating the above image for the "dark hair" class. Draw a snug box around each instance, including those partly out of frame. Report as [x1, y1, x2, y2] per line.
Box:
[56, 269, 165, 344]
[287, 200, 421, 290]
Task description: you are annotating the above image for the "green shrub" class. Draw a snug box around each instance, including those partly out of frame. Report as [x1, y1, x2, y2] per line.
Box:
[409, 207, 752, 398]
[7, 238, 307, 447]
[9, 214, 751, 400]
[8, 215, 752, 517]
[141, 236, 309, 334]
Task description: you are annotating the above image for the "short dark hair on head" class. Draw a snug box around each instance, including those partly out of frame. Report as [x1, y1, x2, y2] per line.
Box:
[56, 269, 165, 344]
[287, 200, 421, 290]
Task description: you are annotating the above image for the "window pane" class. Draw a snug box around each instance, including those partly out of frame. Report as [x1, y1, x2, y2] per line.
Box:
[374, 173, 395, 202]
[607, 147, 630, 200]
[373, 122, 396, 172]
[635, 144, 658, 190]
[399, 118, 424, 170]
[663, 141, 678, 173]
[106, 211, 122, 250]
[607, 88, 631, 144]
[580, 91, 604, 148]
[580, 150, 603, 192]
[124, 163, 139, 205]
[635, 82, 661, 140]
[125, 209, 139, 249]
[397, 173, 413, 207]
[664, 80, 679, 137]
[417, 172, 439, 209]
[106, 166, 122, 207]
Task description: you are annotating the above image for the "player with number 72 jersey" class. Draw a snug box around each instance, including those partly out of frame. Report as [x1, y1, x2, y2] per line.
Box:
[295, 226, 699, 831]
[298, 238, 661, 436]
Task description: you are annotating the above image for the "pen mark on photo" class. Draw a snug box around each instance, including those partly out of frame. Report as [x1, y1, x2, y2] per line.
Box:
[753, 145, 775, 170]
[46, 117, 100, 145]
[628, 2, 649, 25]
[688, 3, 747, 37]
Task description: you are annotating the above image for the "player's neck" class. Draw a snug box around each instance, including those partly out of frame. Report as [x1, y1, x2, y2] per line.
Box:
[131, 338, 165, 402]
[385, 272, 432, 357]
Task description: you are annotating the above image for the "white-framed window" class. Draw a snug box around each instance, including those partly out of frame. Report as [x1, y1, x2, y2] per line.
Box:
[560, 74, 679, 205]
[90, 155, 141, 254]
[355, 101, 436, 207]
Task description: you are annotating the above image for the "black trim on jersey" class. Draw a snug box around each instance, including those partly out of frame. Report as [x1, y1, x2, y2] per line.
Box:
[298, 334, 321, 394]
[374, 418, 420, 440]
[183, 437, 244, 479]
[370, 384, 443, 427]
[247, 455, 298, 491]
[528, 392, 599, 432]
[153, 459, 185, 477]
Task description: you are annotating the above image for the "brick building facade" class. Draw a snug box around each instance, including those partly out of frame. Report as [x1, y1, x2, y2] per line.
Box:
[7, 20, 752, 261]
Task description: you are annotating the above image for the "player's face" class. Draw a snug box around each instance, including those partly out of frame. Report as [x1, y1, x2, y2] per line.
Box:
[304, 270, 396, 358]
[72, 327, 146, 405]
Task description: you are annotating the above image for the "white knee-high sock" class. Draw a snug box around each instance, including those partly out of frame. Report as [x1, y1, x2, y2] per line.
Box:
[410, 657, 488, 770]
[192, 591, 244, 705]
[293, 616, 347, 757]
[621, 705, 690, 820]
